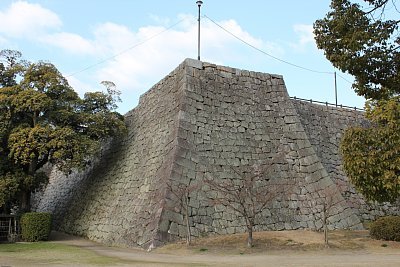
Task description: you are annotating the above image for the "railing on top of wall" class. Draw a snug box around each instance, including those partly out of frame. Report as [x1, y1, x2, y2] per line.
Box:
[290, 96, 365, 111]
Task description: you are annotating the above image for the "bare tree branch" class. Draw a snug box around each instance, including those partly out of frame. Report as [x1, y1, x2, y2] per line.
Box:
[302, 186, 342, 247]
[365, 0, 390, 15]
[166, 181, 202, 245]
[204, 152, 292, 247]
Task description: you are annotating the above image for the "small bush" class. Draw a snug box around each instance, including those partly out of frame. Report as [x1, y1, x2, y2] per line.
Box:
[370, 216, 400, 242]
[20, 212, 52, 242]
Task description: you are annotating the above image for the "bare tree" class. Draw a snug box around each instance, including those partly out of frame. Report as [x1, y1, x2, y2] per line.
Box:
[166, 181, 201, 246]
[305, 186, 340, 247]
[204, 154, 291, 248]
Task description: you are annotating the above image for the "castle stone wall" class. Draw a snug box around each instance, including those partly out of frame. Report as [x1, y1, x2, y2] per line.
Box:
[34, 62, 187, 247]
[292, 101, 400, 221]
[33, 59, 396, 249]
[156, 61, 362, 245]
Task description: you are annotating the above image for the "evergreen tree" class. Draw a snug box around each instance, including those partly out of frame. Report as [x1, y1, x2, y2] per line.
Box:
[314, 0, 400, 202]
[0, 50, 126, 212]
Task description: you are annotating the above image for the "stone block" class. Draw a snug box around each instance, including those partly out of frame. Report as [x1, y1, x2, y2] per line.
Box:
[185, 58, 203, 69]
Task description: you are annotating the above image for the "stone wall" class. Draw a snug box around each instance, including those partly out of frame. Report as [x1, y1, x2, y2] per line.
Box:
[157, 60, 362, 244]
[292, 101, 400, 221]
[33, 59, 396, 249]
[34, 62, 187, 247]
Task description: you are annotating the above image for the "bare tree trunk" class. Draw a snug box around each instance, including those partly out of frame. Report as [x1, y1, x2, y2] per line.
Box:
[323, 203, 329, 247]
[324, 224, 329, 247]
[167, 182, 200, 246]
[247, 224, 253, 248]
[185, 194, 191, 246]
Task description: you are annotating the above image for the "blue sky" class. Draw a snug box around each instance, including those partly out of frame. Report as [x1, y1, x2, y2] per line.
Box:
[0, 0, 366, 114]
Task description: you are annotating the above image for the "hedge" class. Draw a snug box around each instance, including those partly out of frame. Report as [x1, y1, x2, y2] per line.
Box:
[370, 216, 400, 242]
[20, 212, 52, 242]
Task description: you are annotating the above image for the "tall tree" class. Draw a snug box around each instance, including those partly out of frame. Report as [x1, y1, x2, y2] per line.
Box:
[314, 0, 399, 100]
[314, 0, 400, 202]
[0, 50, 126, 212]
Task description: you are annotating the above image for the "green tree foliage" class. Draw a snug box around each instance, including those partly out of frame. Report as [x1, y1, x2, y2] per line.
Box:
[341, 97, 400, 202]
[0, 50, 126, 211]
[314, 0, 399, 100]
[314, 0, 400, 202]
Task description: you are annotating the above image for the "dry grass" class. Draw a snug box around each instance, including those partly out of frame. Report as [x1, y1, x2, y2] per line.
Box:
[158, 230, 400, 255]
[3, 230, 400, 267]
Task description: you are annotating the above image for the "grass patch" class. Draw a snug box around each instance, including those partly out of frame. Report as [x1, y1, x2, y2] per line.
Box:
[0, 242, 125, 266]
[0, 242, 72, 253]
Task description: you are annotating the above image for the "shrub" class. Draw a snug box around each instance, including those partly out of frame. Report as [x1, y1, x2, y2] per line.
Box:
[370, 216, 400, 242]
[20, 212, 52, 242]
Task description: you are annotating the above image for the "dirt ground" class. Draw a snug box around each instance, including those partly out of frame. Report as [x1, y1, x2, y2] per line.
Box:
[2, 230, 400, 266]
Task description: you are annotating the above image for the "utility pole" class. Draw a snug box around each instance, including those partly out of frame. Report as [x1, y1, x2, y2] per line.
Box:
[334, 71, 338, 107]
[196, 1, 203, 60]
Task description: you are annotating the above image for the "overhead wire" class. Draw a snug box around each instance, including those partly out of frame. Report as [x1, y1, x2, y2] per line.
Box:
[65, 12, 358, 103]
[204, 14, 334, 75]
[336, 73, 354, 85]
[203, 14, 366, 109]
[66, 17, 188, 78]
[67, 13, 346, 79]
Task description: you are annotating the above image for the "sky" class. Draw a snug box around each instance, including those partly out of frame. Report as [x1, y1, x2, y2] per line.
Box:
[0, 0, 366, 114]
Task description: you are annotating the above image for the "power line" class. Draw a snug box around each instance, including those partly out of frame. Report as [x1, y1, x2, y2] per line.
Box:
[66, 13, 347, 80]
[64, 12, 360, 107]
[203, 15, 364, 108]
[66, 18, 188, 78]
[204, 15, 334, 75]
[336, 73, 354, 85]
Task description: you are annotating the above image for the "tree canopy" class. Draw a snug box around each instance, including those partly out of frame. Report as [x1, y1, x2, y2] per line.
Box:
[340, 97, 400, 202]
[314, 0, 400, 100]
[314, 0, 400, 203]
[0, 50, 126, 212]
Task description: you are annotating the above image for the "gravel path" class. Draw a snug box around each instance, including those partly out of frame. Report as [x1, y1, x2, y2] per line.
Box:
[47, 231, 400, 267]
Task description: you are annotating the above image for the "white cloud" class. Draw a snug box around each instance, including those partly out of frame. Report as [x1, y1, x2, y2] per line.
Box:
[291, 24, 316, 51]
[0, 1, 286, 112]
[93, 23, 137, 53]
[63, 15, 287, 113]
[218, 19, 263, 47]
[0, 1, 61, 38]
[59, 15, 286, 112]
[0, 36, 8, 46]
[148, 14, 171, 26]
[42, 32, 95, 54]
[80, 15, 285, 94]
[66, 76, 97, 96]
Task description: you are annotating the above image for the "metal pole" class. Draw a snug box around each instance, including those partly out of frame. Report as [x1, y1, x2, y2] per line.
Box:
[334, 71, 338, 107]
[196, 1, 203, 60]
